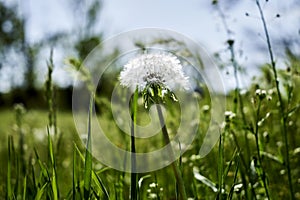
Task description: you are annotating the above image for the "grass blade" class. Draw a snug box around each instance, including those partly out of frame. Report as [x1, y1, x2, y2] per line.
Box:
[73, 144, 77, 200]
[74, 144, 110, 199]
[218, 132, 225, 198]
[7, 136, 13, 200]
[94, 172, 110, 199]
[34, 148, 50, 181]
[34, 182, 48, 200]
[223, 149, 238, 179]
[193, 167, 219, 193]
[84, 95, 93, 199]
[228, 153, 241, 200]
[23, 175, 27, 200]
[47, 127, 59, 200]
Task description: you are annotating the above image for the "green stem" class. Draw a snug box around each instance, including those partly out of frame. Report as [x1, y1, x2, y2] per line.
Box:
[254, 100, 270, 199]
[256, 1, 294, 199]
[218, 131, 224, 199]
[156, 104, 187, 200]
[216, 3, 252, 195]
[130, 89, 138, 200]
[83, 95, 93, 199]
[228, 43, 251, 166]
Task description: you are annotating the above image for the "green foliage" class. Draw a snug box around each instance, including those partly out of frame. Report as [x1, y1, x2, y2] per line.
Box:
[0, 2, 24, 48]
[0, 1, 300, 199]
[75, 37, 101, 61]
[0, 68, 300, 198]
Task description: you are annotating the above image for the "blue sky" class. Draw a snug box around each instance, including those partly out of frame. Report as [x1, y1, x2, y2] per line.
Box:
[1, 0, 299, 92]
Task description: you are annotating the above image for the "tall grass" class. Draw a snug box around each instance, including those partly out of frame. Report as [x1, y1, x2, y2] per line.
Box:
[1, 1, 299, 199]
[255, 1, 294, 199]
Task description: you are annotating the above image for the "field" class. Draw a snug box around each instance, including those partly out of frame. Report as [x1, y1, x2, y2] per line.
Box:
[1, 1, 300, 199]
[1, 60, 300, 199]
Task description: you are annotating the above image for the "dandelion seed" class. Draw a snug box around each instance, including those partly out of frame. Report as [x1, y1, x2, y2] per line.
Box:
[119, 53, 189, 92]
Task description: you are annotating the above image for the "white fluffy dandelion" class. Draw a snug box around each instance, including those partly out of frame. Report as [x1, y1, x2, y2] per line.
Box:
[119, 53, 189, 91]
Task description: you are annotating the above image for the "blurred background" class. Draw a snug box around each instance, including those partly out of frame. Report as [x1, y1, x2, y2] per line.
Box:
[0, 0, 299, 109]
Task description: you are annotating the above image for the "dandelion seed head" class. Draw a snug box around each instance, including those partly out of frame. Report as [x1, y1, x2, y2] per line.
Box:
[120, 53, 189, 92]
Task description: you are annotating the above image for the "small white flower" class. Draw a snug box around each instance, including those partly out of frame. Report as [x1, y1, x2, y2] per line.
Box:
[202, 105, 210, 112]
[255, 89, 266, 99]
[225, 111, 236, 119]
[120, 53, 189, 91]
[149, 183, 157, 188]
[255, 89, 262, 96]
[190, 154, 201, 161]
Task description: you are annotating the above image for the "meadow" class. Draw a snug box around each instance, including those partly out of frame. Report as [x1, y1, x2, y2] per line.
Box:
[1, 52, 300, 199]
[1, 1, 300, 200]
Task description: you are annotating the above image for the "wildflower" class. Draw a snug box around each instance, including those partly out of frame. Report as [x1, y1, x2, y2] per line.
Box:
[224, 111, 236, 126]
[190, 154, 201, 161]
[202, 105, 210, 113]
[149, 183, 157, 188]
[225, 111, 236, 120]
[119, 53, 189, 92]
[267, 95, 272, 101]
[268, 89, 274, 95]
[255, 89, 266, 100]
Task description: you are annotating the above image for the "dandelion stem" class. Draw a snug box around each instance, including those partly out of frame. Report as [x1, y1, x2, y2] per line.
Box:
[156, 104, 187, 200]
[130, 89, 138, 200]
[256, 1, 294, 199]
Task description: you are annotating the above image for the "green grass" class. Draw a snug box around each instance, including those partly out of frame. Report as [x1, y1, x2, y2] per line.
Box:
[1, 1, 300, 198]
[1, 59, 300, 199]
[0, 75, 299, 199]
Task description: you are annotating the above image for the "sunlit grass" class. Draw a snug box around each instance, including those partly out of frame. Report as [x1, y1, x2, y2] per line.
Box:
[1, 1, 300, 198]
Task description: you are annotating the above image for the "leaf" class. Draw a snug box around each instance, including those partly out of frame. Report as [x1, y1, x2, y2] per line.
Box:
[260, 151, 284, 164]
[223, 149, 238, 179]
[228, 153, 241, 199]
[193, 167, 219, 193]
[34, 148, 50, 181]
[94, 172, 110, 199]
[138, 175, 151, 188]
[34, 182, 48, 200]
